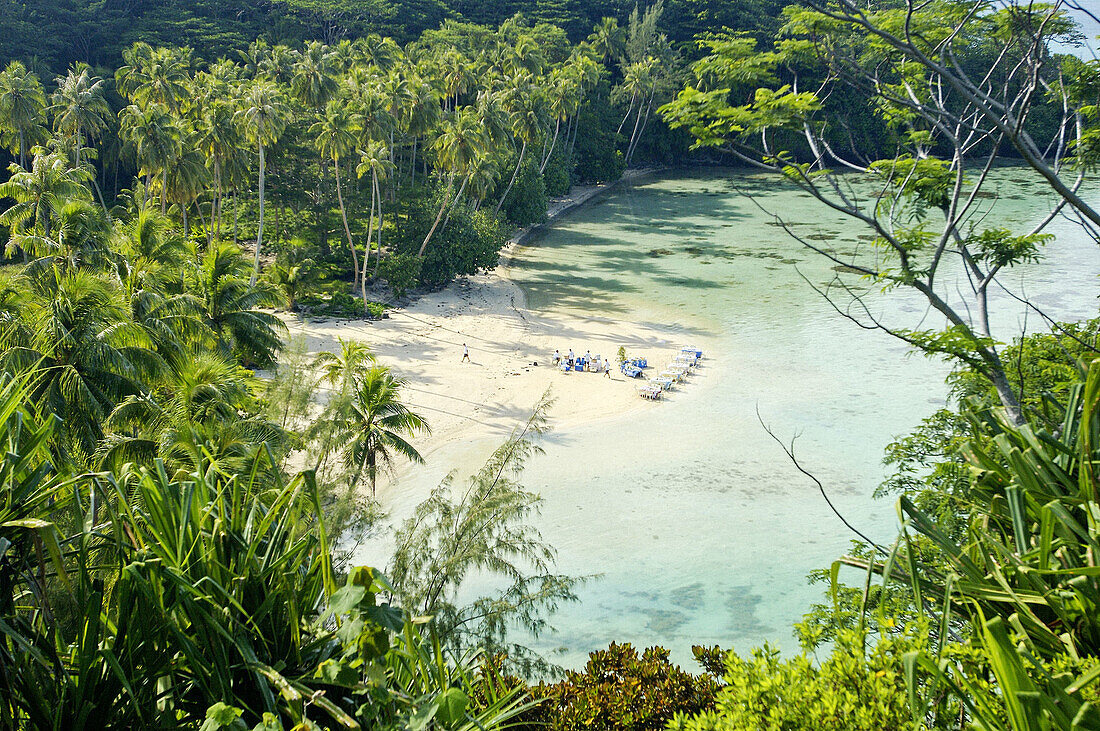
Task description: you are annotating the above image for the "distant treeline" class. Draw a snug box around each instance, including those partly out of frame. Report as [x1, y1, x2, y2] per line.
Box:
[0, 0, 785, 74]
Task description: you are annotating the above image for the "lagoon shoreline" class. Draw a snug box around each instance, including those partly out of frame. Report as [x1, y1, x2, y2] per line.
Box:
[282, 167, 708, 500]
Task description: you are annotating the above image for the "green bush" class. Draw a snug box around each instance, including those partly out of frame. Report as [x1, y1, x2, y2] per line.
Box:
[520, 643, 720, 731]
[418, 206, 508, 290]
[378, 252, 423, 297]
[668, 630, 936, 731]
[573, 84, 626, 185]
[543, 146, 572, 197]
[501, 157, 548, 226]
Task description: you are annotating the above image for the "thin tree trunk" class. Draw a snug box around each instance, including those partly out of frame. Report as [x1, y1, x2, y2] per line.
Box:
[17, 129, 24, 171]
[361, 169, 376, 310]
[233, 188, 239, 245]
[624, 91, 648, 167]
[626, 90, 655, 166]
[214, 160, 223, 242]
[541, 118, 561, 173]
[440, 172, 470, 235]
[617, 92, 637, 135]
[372, 173, 384, 280]
[251, 143, 265, 286]
[160, 169, 168, 214]
[418, 173, 454, 257]
[334, 155, 360, 290]
[409, 137, 418, 185]
[182, 204, 189, 237]
[494, 139, 527, 215]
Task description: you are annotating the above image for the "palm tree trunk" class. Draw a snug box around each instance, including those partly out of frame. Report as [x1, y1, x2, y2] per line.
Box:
[17, 128, 25, 171]
[334, 154, 360, 290]
[617, 92, 637, 135]
[251, 143, 265, 286]
[372, 173, 384, 280]
[541, 118, 561, 173]
[182, 203, 189, 237]
[361, 170, 376, 310]
[626, 89, 655, 166]
[440, 172, 470, 235]
[233, 188, 239, 245]
[409, 138, 417, 185]
[494, 139, 527, 215]
[625, 93, 647, 167]
[214, 159, 223, 242]
[418, 173, 454, 257]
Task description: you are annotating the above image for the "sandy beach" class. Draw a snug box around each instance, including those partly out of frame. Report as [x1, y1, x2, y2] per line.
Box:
[282, 169, 689, 498]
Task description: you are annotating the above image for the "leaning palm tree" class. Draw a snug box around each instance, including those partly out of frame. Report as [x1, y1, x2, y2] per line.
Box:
[234, 81, 287, 285]
[419, 108, 488, 256]
[0, 61, 47, 170]
[328, 364, 429, 496]
[494, 80, 543, 215]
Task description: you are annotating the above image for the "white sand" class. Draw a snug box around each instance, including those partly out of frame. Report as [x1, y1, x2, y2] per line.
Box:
[282, 169, 687, 498]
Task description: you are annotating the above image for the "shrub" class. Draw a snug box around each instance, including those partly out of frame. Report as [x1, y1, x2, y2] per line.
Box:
[378, 252, 423, 297]
[573, 84, 626, 184]
[668, 630, 932, 731]
[501, 157, 548, 226]
[521, 643, 720, 731]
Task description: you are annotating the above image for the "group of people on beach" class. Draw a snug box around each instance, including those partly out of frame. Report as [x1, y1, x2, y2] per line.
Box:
[552, 348, 613, 377]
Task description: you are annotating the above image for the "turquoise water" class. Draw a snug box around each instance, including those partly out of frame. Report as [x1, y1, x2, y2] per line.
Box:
[373, 168, 1100, 670]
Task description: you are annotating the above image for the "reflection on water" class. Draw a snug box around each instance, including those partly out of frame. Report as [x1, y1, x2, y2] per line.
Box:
[380, 168, 1100, 670]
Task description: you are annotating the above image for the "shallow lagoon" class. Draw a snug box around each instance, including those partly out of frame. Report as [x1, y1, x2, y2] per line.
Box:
[380, 168, 1100, 668]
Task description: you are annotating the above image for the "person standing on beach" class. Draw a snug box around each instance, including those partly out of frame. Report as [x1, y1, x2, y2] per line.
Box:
[462, 343, 470, 362]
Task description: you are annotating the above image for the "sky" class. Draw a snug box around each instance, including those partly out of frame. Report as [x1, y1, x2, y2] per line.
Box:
[1056, 5, 1100, 58]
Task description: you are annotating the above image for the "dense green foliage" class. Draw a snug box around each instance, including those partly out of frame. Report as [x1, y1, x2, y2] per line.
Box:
[524, 643, 720, 730]
[4, 1, 1100, 728]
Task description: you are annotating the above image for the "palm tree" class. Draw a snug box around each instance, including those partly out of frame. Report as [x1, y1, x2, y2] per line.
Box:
[235, 82, 287, 286]
[313, 337, 376, 394]
[316, 360, 428, 496]
[196, 101, 240, 241]
[100, 351, 287, 474]
[541, 72, 579, 173]
[3, 267, 162, 455]
[266, 259, 310, 311]
[164, 136, 209, 236]
[51, 65, 111, 170]
[10, 199, 111, 271]
[588, 17, 626, 65]
[115, 206, 185, 274]
[310, 100, 362, 288]
[116, 42, 191, 112]
[404, 78, 440, 185]
[0, 147, 90, 241]
[119, 102, 180, 211]
[190, 242, 286, 368]
[0, 61, 47, 171]
[356, 139, 393, 293]
[419, 108, 487, 256]
[290, 41, 338, 110]
[494, 80, 543, 215]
